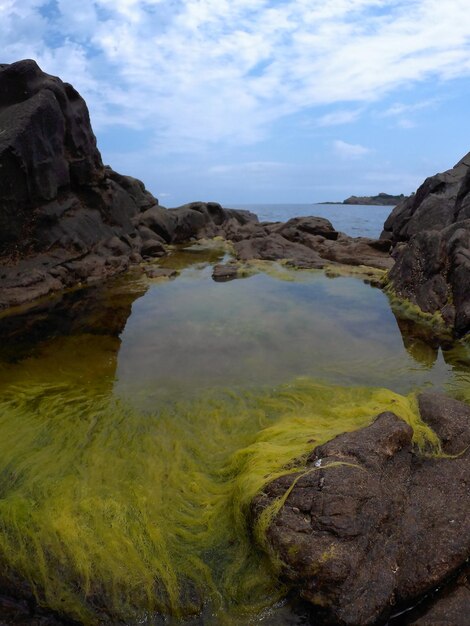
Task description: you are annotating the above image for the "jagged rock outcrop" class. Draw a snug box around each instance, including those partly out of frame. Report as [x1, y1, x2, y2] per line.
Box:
[252, 392, 470, 626]
[381, 153, 470, 337]
[0, 60, 258, 310]
[0, 59, 393, 312]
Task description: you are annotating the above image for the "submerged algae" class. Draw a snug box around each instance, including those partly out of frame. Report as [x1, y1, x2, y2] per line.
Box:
[0, 378, 440, 624]
[0, 248, 469, 624]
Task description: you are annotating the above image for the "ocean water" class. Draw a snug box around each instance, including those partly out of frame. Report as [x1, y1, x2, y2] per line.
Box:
[234, 203, 393, 239]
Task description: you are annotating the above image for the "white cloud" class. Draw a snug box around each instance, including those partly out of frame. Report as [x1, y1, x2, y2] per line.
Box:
[209, 161, 287, 175]
[382, 100, 438, 117]
[1, 0, 470, 150]
[316, 109, 362, 127]
[333, 140, 372, 159]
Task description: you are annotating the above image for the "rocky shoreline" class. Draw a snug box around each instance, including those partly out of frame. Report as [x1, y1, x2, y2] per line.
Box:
[2, 60, 469, 345]
[1, 59, 470, 625]
[0, 60, 394, 315]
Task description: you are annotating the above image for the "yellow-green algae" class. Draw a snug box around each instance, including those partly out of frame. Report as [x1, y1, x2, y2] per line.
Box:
[383, 280, 453, 340]
[0, 376, 440, 624]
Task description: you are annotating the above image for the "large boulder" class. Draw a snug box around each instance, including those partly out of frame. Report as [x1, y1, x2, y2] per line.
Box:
[382, 153, 470, 337]
[0, 59, 155, 255]
[251, 392, 470, 626]
[0, 60, 259, 311]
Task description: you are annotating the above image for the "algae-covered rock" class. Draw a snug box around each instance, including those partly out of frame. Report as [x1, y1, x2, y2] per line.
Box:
[252, 392, 470, 626]
[382, 152, 470, 338]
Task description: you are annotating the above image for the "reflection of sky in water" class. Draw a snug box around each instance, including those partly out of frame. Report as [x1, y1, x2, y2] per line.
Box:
[115, 267, 456, 404]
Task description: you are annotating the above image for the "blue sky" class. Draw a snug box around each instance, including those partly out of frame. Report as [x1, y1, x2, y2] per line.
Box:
[2, 0, 470, 206]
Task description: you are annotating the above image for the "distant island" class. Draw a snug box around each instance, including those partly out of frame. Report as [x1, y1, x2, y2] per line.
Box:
[318, 192, 409, 206]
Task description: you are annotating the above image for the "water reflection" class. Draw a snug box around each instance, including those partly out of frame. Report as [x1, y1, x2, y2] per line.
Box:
[114, 267, 466, 405]
[1, 251, 469, 403]
[0, 249, 469, 625]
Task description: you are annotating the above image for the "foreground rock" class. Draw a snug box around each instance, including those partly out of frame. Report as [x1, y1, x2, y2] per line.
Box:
[252, 392, 470, 625]
[382, 152, 470, 337]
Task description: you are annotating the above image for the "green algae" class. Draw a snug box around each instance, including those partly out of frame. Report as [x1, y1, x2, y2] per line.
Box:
[324, 263, 387, 285]
[0, 377, 441, 624]
[154, 239, 231, 271]
[383, 281, 453, 340]
[1, 256, 469, 624]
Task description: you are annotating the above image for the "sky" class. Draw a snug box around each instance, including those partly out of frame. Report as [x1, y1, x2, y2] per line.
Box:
[2, 0, 470, 206]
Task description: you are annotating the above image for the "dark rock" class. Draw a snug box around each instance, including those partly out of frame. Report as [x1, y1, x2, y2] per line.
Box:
[234, 234, 326, 269]
[0, 59, 394, 312]
[401, 564, 470, 625]
[140, 239, 166, 259]
[275, 216, 339, 241]
[343, 193, 408, 206]
[0, 61, 256, 311]
[229, 216, 393, 271]
[0, 59, 164, 307]
[143, 267, 179, 280]
[252, 393, 470, 626]
[138, 206, 176, 243]
[212, 263, 239, 282]
[382, 152, 470, 337]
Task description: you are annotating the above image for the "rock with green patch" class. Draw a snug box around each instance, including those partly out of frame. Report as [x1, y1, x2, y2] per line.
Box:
[251, 392, 470, 626]
[382, 152, 470, 338]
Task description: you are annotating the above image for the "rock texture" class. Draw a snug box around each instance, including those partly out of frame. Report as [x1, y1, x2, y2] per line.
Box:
[0, 60, 396, 312]
[382, 152, 470, 337]
[252, 392, 470, 626]
[403, 564, 470, 625]
[0, 60, 259, 311]
[227, 216, 393, 271]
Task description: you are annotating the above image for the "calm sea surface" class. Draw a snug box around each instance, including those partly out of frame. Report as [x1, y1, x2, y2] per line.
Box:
[234, 203, 392, 239]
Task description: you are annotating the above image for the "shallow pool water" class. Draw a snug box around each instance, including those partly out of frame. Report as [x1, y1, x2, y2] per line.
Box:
[0, 244, 469, 625]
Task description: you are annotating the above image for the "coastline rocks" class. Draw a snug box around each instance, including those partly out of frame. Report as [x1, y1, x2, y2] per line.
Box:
[0, 60, 258, 311]
[381, 152, 470, 337]
[405, 564, 470, 625]
[0, 59, 393, 313]
[344, 193, 408, 206]
[230, 216, 393, 271]
[251, 392, 470, 626]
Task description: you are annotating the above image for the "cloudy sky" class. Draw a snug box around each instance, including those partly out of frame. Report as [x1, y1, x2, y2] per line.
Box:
[2, 0, 470, 205]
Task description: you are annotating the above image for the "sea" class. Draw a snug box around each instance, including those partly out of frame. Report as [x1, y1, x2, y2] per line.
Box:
[233, 203, 393, 239]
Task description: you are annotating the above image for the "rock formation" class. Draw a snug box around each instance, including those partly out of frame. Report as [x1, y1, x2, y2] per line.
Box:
[0, 60, 257, 310]
[252, 392, 470, 626]
[382, 153, 470, 338]
[220, 215, 393, 274]
[344, 193, 407, 206]
[0, 60, 396, 312]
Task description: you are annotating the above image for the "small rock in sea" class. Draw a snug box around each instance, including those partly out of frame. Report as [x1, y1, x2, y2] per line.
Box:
[144, 267, 179, 280]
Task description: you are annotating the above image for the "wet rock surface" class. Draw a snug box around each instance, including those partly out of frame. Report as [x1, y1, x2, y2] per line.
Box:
[229, 216, 393, 271]
[382, 152, 470, 338]
[252, 392, 470, 626]
[401, 564, 470, 625]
